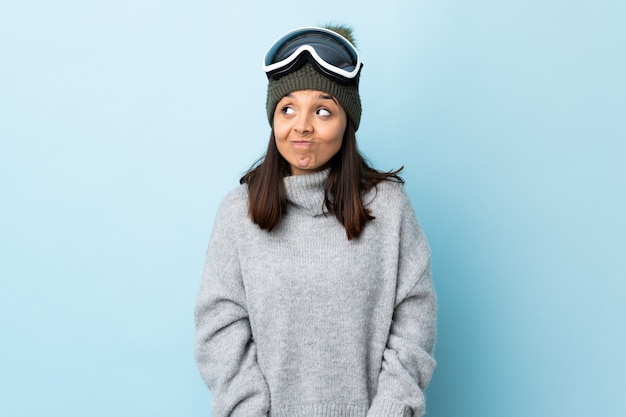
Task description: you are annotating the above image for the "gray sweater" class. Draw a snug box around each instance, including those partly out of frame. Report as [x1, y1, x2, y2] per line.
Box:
[194, 169, 436, 417]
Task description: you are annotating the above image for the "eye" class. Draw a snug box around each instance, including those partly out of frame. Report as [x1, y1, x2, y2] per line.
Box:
[281, 106, 295, 115]
[316, 108, 331, 116]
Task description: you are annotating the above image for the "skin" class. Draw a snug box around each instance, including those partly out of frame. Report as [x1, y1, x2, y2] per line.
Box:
[273, 89, 347, 175]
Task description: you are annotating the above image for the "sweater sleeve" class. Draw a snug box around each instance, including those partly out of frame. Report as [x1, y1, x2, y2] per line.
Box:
[194, 191, 270, 417]
[367, 189, 437, 417]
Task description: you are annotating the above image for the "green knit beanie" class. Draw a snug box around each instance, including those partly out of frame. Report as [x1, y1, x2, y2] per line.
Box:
[266, 63, 362, 130]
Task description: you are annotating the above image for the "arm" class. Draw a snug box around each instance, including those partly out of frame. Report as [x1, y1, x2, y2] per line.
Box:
[194, 194, 270, 417]
[368, 191, 437, 417]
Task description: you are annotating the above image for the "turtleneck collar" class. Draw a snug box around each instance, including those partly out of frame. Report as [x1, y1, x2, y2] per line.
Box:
[283, 169, 330, 216]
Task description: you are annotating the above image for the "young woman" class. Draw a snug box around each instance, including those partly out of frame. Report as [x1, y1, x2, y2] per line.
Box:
[195, 26, 437, 417]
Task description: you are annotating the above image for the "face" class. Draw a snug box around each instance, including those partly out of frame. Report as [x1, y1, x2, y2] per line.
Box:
[273, 89, 347, 176]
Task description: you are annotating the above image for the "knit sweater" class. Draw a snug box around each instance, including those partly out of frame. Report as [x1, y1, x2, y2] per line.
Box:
[194, 169, 436, 417]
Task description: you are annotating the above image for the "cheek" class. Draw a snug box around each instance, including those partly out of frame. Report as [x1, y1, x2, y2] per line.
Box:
[272, 117, 289, 141]
[328, 123, 346, 149]
[321, 128, 344, 160]
[273, 128, 290, 159]
[329, 137, 343, 157]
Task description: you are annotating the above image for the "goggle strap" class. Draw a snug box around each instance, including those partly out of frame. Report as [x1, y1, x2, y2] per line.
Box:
[264, 44, 361, 80]
[266, 53, 362, 86]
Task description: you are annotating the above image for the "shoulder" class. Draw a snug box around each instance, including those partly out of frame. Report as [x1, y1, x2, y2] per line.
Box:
[364, 179, 412, 214]
[369, 179, 431, 258]
[213, 184, 249, 228]
[365, 180, 427, 243]
[219, 184, 248, 211]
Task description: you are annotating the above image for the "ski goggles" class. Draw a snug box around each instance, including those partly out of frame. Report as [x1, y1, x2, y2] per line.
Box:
[263, 27, 363, 86]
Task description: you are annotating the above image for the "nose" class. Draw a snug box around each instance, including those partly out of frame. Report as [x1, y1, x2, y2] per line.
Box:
[293, 113, 313, 135]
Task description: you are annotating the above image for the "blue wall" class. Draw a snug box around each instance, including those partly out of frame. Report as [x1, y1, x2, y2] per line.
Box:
[1, 1, 624, 416]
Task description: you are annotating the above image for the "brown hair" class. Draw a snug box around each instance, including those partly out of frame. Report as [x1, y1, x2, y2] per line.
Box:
[240, 121, 403, 240]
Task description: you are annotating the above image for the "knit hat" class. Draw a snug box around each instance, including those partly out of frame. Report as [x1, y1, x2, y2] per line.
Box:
[265, 27, 362, 130]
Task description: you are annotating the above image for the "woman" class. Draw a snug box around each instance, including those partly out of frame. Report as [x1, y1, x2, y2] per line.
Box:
[195, 26, 436, 417]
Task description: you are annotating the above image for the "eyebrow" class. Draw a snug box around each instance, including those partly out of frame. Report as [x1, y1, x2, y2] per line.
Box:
[318, 94, 336, 102]
[283, 93, 338, 103]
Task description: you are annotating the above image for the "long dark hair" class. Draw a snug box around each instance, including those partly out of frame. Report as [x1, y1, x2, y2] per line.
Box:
[240, 121, 403, 240]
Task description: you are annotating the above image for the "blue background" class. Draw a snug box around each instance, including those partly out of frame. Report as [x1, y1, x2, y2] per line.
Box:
[1, 1, 624, 416]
